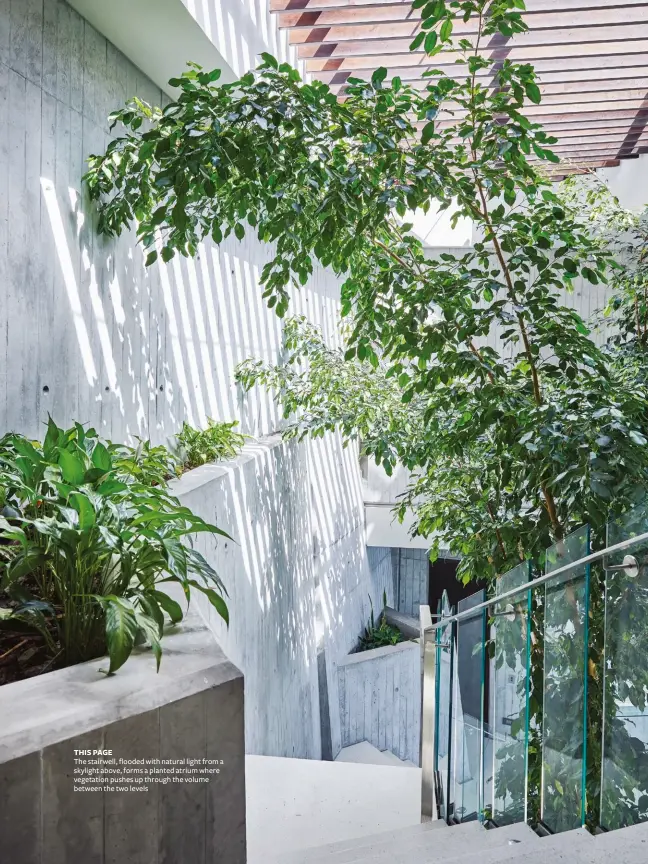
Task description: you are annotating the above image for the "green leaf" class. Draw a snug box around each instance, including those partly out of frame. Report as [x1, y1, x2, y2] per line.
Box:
[43, 416, 61, 458]
[439, 17, 453, 41]
[58, 450, 85, 485]
[371, 67, 387, 87]
[102, 596, 139, 674]
[91, 442, 112, 472]
[409, 31, 426, 51]
[145, 250, 158, 266]
[97, 479, 128, 496]
[69, 492, 96, 530]
[189, 582, 229, 626]
[151, 589, 184, 624]
[421, 121, 436, 145]
[134, 610, 162, 671]
[260, 52, 278, 69]
[424, 31, 438, 54]
[525, 82, 541, 104]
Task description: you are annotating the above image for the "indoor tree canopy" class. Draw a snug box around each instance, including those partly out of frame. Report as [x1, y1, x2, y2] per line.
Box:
[85, 0, 648, 583]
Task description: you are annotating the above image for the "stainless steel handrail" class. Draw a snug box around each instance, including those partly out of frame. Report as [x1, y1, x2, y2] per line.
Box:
[423, 528, 648, 632]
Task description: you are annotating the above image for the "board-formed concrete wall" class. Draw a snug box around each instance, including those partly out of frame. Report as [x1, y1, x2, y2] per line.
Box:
[173, 441, 398, 760]
[0, 0, 387, 761]
[396, 549, 430, 619]
[0, 0, 341, 444]
[338, 640, 421, 765]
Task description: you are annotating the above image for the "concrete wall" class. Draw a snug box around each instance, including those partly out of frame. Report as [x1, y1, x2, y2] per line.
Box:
[338, 641, 421, 765]
[598, 154, 648, 213]
[0, 0, 342, 444]
[0, 0, 381, 763]
[0, 610, 245, 864]
[396, 549, 430, 619]
[318, 534, 397, 759]
[173, 447, 398, 761]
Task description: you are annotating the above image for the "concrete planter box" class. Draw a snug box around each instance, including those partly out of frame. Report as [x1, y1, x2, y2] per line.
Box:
[337, 640, 421, 765]
[0, 609, 245, 864]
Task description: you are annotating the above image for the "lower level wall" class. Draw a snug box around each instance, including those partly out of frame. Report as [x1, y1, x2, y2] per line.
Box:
[173, 435, 321, 760]
[396, 549, 430, 618]
[173, 433, 388, 762]
[318, 542, 397, 760]
[337, 641, 421, 765]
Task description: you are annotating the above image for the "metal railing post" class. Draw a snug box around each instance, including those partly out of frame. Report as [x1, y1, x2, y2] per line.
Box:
[420, 604, 438, 821]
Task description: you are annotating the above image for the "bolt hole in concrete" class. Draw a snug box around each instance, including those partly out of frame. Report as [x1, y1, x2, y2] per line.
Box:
[42, 385, 49, 393]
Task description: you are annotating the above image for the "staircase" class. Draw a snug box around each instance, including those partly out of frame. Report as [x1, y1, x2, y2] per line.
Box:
[248, 756, 648, 864]
[267, 818, 648, 864]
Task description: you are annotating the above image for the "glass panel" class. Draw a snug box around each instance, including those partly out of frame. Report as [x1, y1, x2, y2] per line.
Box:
[435, 593, 454, 821]
[491, 561, 531, 826]
[541, 525, 590, 833]
[601, 502, 648, 830]
[452, 590, 486, 823]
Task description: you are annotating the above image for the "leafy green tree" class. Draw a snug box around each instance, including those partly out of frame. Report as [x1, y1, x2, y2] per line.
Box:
[85, 1, 648, 581]
[84, 0, 648, 829]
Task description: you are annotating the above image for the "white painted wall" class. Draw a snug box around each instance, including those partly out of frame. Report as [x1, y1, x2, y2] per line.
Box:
[178, 0, 301, 78]
[67, 0, 302, 99]
[0, 0, 385, 760]
[597, 154, 648, 213]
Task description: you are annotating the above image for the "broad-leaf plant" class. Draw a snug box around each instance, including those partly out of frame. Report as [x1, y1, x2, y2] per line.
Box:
[0, 419, 230, 677]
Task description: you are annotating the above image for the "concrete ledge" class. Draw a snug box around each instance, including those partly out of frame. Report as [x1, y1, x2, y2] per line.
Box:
[168, 433, 282, 498]
[339, 639, 418, 667]
[0, 609, 246, 864]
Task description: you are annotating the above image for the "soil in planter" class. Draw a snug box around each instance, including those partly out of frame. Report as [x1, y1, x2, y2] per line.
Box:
[0, 628, 58, 685]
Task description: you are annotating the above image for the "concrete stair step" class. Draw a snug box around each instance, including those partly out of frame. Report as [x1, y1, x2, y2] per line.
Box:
[481, 824, 648, 864]
[276, 820, 446, 864]
[417, 827, 590, 864]
[457, 825, 647, 864]
[283, 821, 539, 864]
[334, 741, 416, 768]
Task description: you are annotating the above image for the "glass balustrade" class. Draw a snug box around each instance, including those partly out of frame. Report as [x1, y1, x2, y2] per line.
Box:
[540, 525, 590, 834]
[421, 506, 648, 836]
[490, 561, 531, 827]
[435, 593, 455, 822]
[601, 502, 648, 830]
[451, 591, 486, 823]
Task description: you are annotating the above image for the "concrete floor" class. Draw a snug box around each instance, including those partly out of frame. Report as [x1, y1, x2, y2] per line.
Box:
[245, 754, 422, 863]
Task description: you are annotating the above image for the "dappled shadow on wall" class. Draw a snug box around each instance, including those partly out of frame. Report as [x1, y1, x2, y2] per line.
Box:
[176, 436, 321, 756]
[181, 0, 300, 78]
[308, 432, 395, 654]
[36, 177, 339, 446]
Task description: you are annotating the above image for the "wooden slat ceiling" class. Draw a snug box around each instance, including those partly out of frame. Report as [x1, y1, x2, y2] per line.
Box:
[270, 0, 648, 174]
